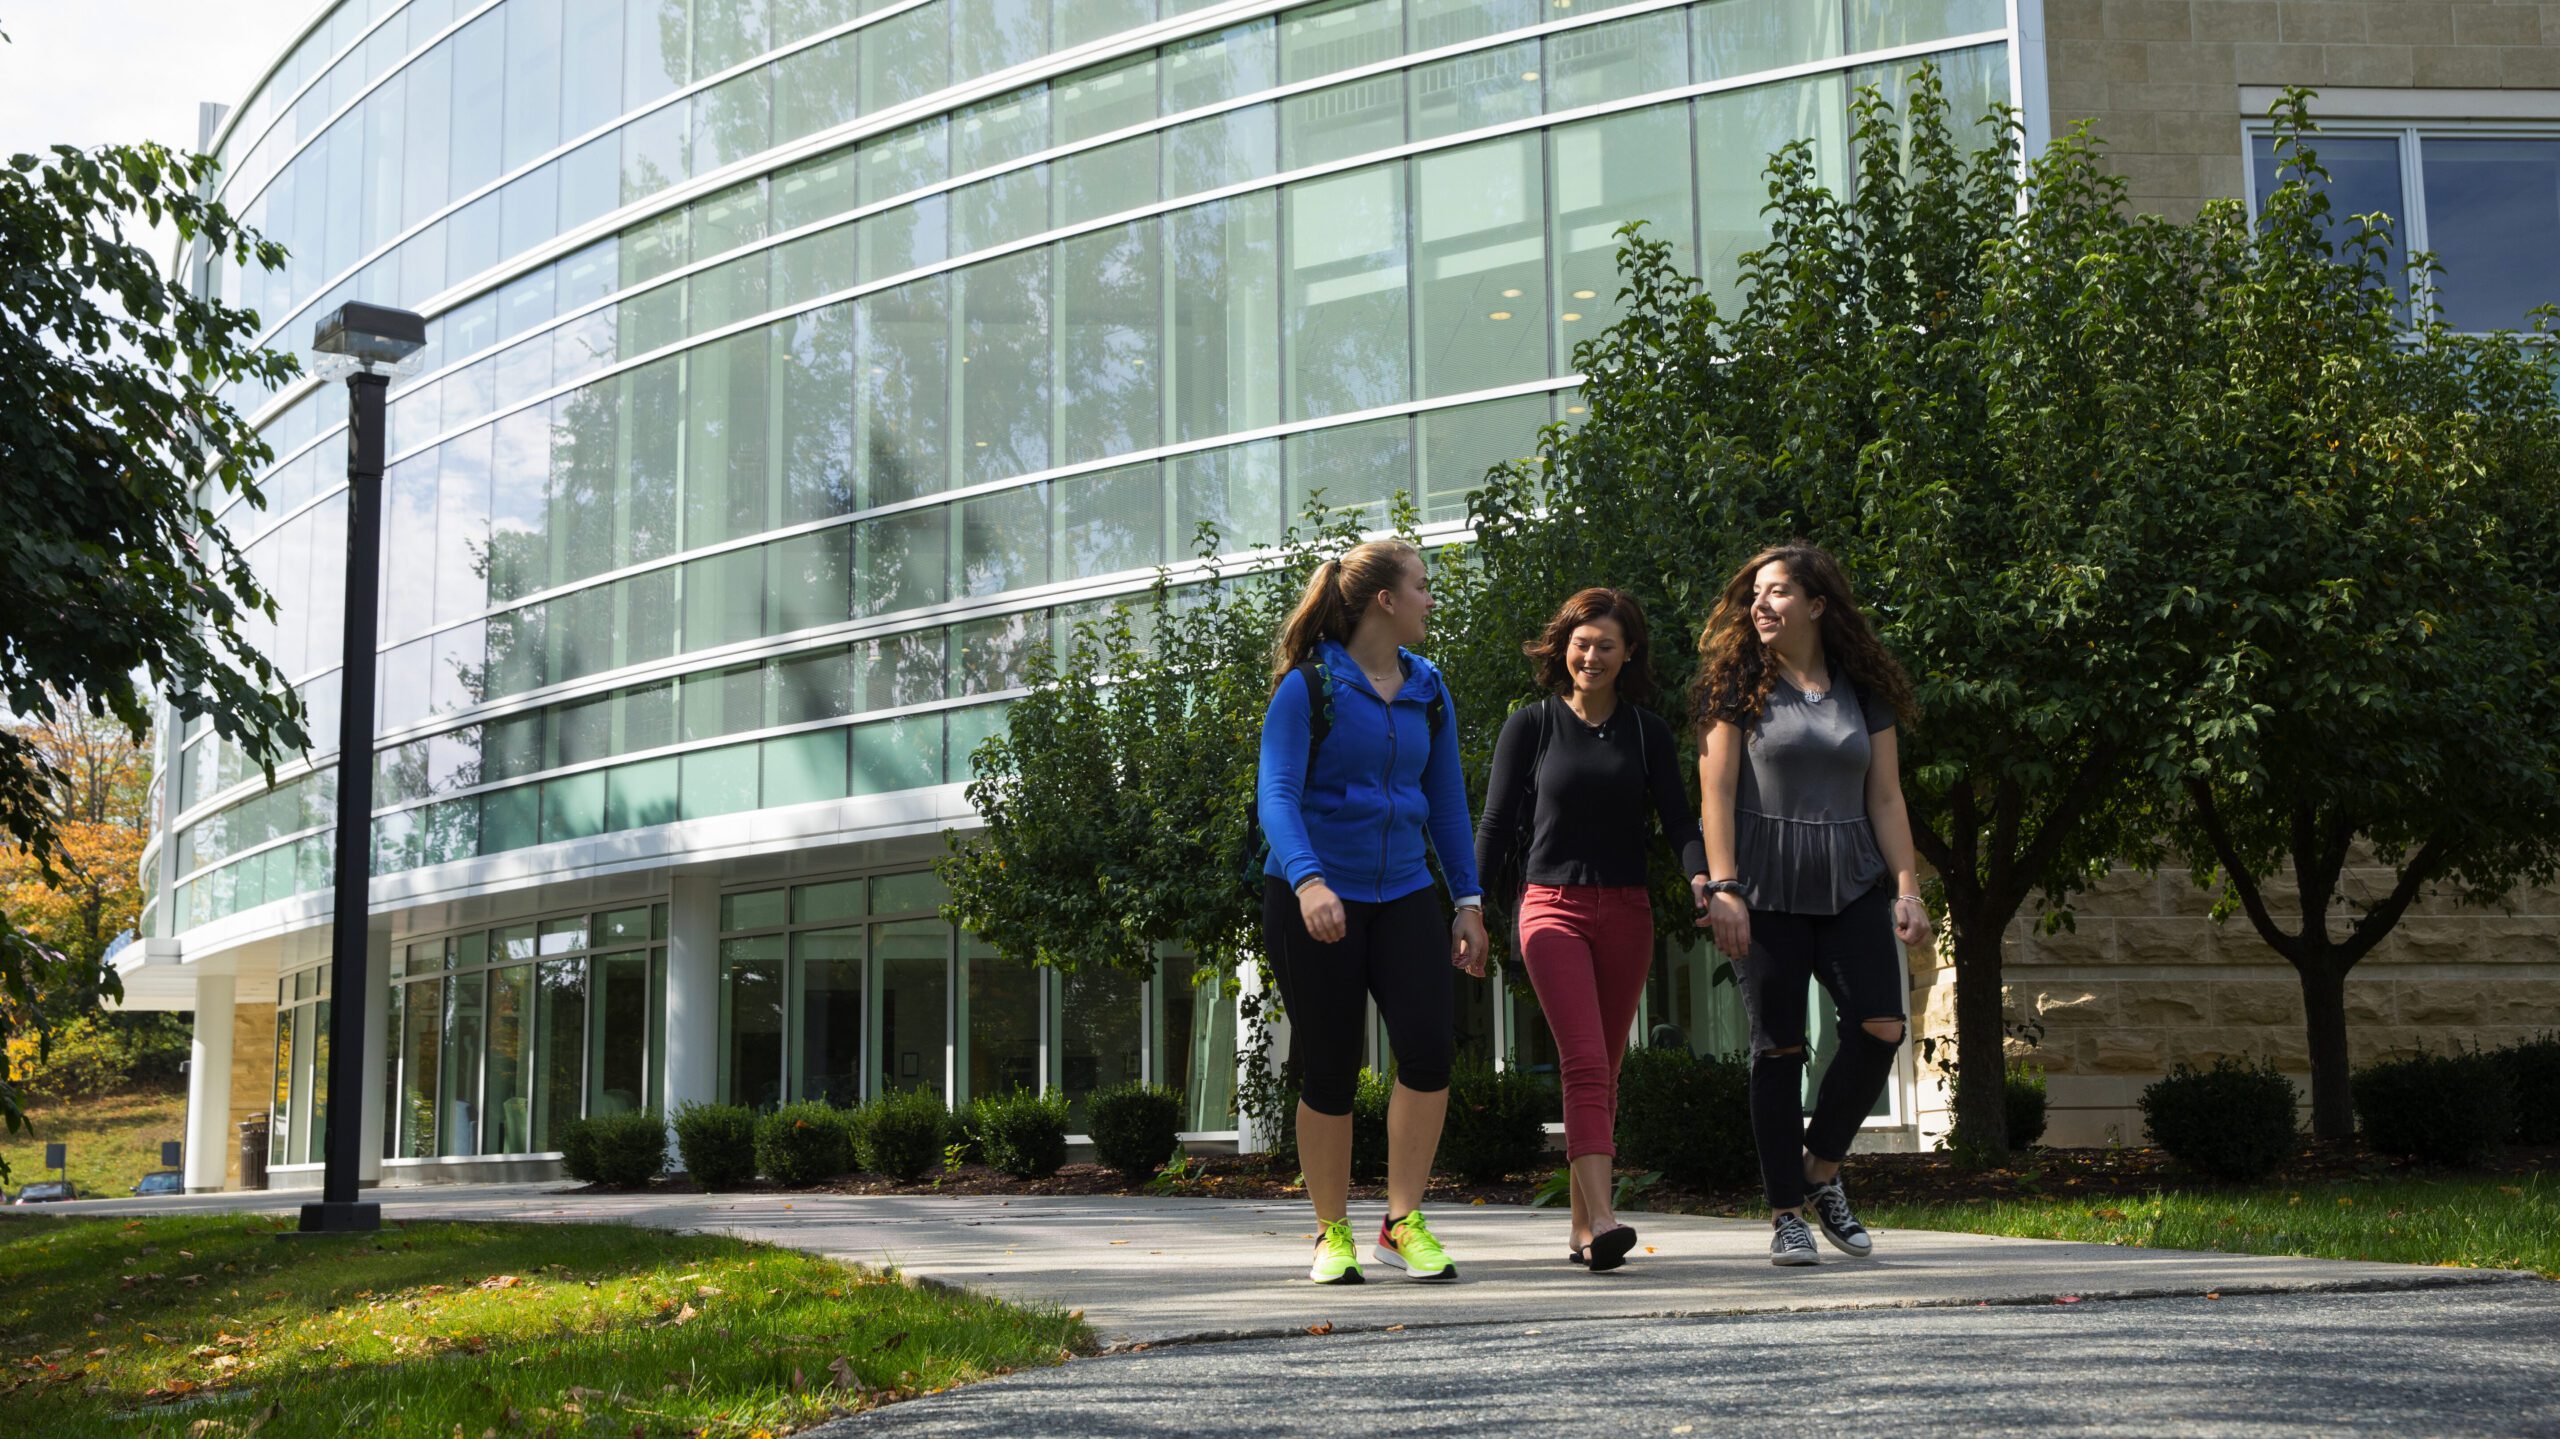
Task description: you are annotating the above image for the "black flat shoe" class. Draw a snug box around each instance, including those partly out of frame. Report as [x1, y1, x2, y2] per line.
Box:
[1566, 1244, 1591, 1266]
[1586, 1225, 1639, 1273]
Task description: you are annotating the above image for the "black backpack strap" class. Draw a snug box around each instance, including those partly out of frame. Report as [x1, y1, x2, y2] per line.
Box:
[1296, 658, 1330, 765]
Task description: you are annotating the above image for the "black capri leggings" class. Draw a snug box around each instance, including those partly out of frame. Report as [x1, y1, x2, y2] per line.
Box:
[1261, 875, 1454, 1115]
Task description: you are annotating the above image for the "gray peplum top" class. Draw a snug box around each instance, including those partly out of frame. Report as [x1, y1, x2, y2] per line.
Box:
[1733, 671, 1894, 916]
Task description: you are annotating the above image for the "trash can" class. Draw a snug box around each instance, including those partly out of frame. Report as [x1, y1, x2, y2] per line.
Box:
[237, 1114, 270, 1192]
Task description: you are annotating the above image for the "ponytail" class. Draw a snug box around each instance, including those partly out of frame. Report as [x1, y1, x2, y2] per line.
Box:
[1270, 541, 1419, 691]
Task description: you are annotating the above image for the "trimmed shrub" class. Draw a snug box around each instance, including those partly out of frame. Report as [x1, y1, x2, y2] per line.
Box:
[1615, 1046, 1755, 1190]
[2354, 1050, 2514, 1166]
[1349, 1067, 1394, 1182]
[587, 1110, 670, 1188]
[2494, 1033, 2560, 1144]
[1437, 1063, 1553, 1184]
[1087, 1082, 1185, 1179]
[671, 1102, 759, 1189]
[2006, 1065, 2051, 1151]
[856, 1087, 952, 1181]
[756, 1102, 855, 1187]
[2140, 1059, 2298, 1180]
[975, 1090, 1070, 1179]
[558, 1117, 602, 1183]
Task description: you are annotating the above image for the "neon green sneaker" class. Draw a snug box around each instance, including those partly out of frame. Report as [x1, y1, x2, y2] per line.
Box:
[1309, 1217, 1365, 1285]
[1375, 1210, 1458, 1282]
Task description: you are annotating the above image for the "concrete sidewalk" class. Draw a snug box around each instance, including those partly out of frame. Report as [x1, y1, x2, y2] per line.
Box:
[57, 1182, 2538, 1348]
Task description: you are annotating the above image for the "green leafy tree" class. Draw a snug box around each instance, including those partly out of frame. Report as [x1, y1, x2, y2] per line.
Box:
[2, 99, 305, 1157]
[1454, 71, 2256, 1162]
[939, 505, 1377, 1138]
[2171, 96, 2560, 1140]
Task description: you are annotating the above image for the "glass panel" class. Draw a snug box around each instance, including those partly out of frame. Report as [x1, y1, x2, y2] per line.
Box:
[795, 878, 866, 923]
[1421, 393, 1548, 522]
[774, 644, 855, 723]
[1165, 103, 1276, 199]
[961, 934, 1041, 1103]
[1416, 133, 1547, 398]
[1055, 132, 1158, 228]
[1157, 958, 1238, 1131]
[768, 526, 854, 633]
[1287, 414, 1413, 530]
[764, 728, 849, 804]
[606, 755, 681, 831]
[1283, 73, 1406, 170]
[1287, 164, 1409, 420]
[1164, 20, 1277, 113]
[953, 609, 1046, 696]
[683, 331, 774, 548]
[1697, 79, 1841, 315]
[849, 715, 945, 795]
[272, 999, 299, 1166]
[1545, 10, 1689, 113]
[723, 889, 790, 931]
[681, 743, 763, 819]
[1055, 463, 1162, 579]
[720, 936, 787, 1107]
[2417, 138, 2559, 333]
[872, 870, 948, 914]
[1280, 0, 1403, 84]
[1170, 194, 1282, 443]
[780, 307, 858, 520]
[539, 915, 590, 956]
[959, 249, 1052, 486]
[861, 626, 946, 710]
[860, 3, 949, 111]
[1175, 439, 1282, 553]
[858, 276, 951, 506]
[1057, 965, 1142, 1129]
[872, 917, 949, 1099]
[381, 983, 405, 1161]
[1692, 0, 1841, 81]
[1058, 221, 1162, 465]
[777, 31, 862, 139]
[1848, 0, 2004, 50]
[540, 771, 607, 844]
[794, 926, 865, 1105]
[588, 951, 652, 1116]
[483, 963, 534, 1154]
[438, 969, 486, 1157]
[598, 906, 653, 944]
[1410, 38, 1539, 142]
[534, 958, 586, 1151]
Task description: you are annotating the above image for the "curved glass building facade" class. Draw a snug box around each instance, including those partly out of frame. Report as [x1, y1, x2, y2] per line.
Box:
[135, 0, 2013, 1188]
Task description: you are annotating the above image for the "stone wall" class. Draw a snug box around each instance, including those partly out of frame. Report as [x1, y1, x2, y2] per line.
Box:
[2040, 0, 2560, 219]
[1909, 861, 2560, 1145]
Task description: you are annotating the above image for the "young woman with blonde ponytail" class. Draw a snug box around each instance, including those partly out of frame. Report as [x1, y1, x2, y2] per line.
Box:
[1257, 539, 1487, 1286]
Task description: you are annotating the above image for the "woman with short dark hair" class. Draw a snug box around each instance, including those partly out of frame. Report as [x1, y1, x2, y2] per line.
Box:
[1692, 543, 1931, 1267]
[1475, 587, 1707, 1272]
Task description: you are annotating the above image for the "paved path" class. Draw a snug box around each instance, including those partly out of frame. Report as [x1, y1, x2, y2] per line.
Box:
[814, 1283, 2560, 1437]
[59, 1183, 2537, 1349]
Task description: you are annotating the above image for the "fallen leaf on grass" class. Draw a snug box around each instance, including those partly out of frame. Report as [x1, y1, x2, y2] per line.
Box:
[478, 1275, 523, 1290]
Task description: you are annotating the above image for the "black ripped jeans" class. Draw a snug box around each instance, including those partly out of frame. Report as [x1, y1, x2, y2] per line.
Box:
[1736, 882, 1907, 1211]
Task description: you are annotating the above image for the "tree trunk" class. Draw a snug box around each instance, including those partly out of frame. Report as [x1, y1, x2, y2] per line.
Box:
[1949, 917, 2012, 1165]
[2295, 957, 2354, 1140]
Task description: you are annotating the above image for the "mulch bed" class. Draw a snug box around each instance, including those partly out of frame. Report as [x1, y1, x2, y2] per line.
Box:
[588, 1141, 2560, 1212]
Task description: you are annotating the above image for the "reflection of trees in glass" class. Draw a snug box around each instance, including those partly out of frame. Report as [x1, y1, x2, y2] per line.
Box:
[1061, 223, 1160, 465]
[960, 488, 1046, 598]
[960, 251, 1052, 485]
[859, 276, 949, 508]
[781, 306, 857, 523]
[861, 629, 944, 710]
[955, 612, 1042, 697]
[1286, 170, 1408, 418]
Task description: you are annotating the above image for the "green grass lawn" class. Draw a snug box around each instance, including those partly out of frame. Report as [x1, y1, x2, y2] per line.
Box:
[1869, 1172, 2560, 1278]
[2, 1086, 190, 1197]
[0, 1214, 1090, 1438]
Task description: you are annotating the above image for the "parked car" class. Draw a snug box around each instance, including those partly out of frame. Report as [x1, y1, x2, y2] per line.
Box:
[132, 1170, 184, 1197]
[11, 1180, 77, 1204]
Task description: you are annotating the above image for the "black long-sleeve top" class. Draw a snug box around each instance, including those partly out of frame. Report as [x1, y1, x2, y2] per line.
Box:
[1472, 697, 1710, 912]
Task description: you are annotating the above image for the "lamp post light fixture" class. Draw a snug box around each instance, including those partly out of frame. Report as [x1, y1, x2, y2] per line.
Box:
[293, 302, 427, 1237]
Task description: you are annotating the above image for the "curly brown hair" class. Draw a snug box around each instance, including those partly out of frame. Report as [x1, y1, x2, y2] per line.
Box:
[1523, 588, 1655, 704]
[1690, 544, 1917, 732]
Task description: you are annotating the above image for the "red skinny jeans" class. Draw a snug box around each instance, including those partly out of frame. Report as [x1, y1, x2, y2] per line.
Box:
[1518, 884, 1654, 1161]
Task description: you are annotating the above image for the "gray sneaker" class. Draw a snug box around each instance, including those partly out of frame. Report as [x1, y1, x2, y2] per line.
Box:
[1805, 1176, 1874, 1258]
[1770, 1212, 1820, 1266]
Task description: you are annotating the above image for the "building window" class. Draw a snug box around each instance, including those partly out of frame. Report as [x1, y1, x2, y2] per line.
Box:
[2250, 129, 2560, 334]
[381, 901, 669, 1160]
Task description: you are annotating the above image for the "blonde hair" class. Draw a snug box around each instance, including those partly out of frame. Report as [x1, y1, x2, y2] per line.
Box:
[1270, 540, 1421, 690]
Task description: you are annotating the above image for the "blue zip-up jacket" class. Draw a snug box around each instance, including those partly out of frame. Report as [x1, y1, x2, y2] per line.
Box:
[1258, 639, 1482, 906]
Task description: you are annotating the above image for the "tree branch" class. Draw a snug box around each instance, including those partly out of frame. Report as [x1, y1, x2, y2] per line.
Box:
[2183, 777, 2302, 966]
[1997, 739, 2121, 917]
[2337, 831, 2460, 971]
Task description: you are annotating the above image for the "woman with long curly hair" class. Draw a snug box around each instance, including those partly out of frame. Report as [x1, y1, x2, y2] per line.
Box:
[1258, 539, 1487, 1286]
[1692, 543, 1932, 1267]
[1475, 588, 1707, 1272]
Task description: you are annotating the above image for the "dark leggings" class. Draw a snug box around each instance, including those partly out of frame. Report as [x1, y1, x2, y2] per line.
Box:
[1261, 876, 1454, 1115]
[1737, 882, 1907, 1211]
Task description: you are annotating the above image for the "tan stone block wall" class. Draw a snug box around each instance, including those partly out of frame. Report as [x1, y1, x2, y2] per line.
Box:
[1906, 862, 2560, 1147]
[226, 1004, 275, 1191]
[2040, 0, 2560, 219]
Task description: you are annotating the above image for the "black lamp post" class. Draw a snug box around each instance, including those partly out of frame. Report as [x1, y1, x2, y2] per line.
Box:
[294, 301, 426, 1237]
